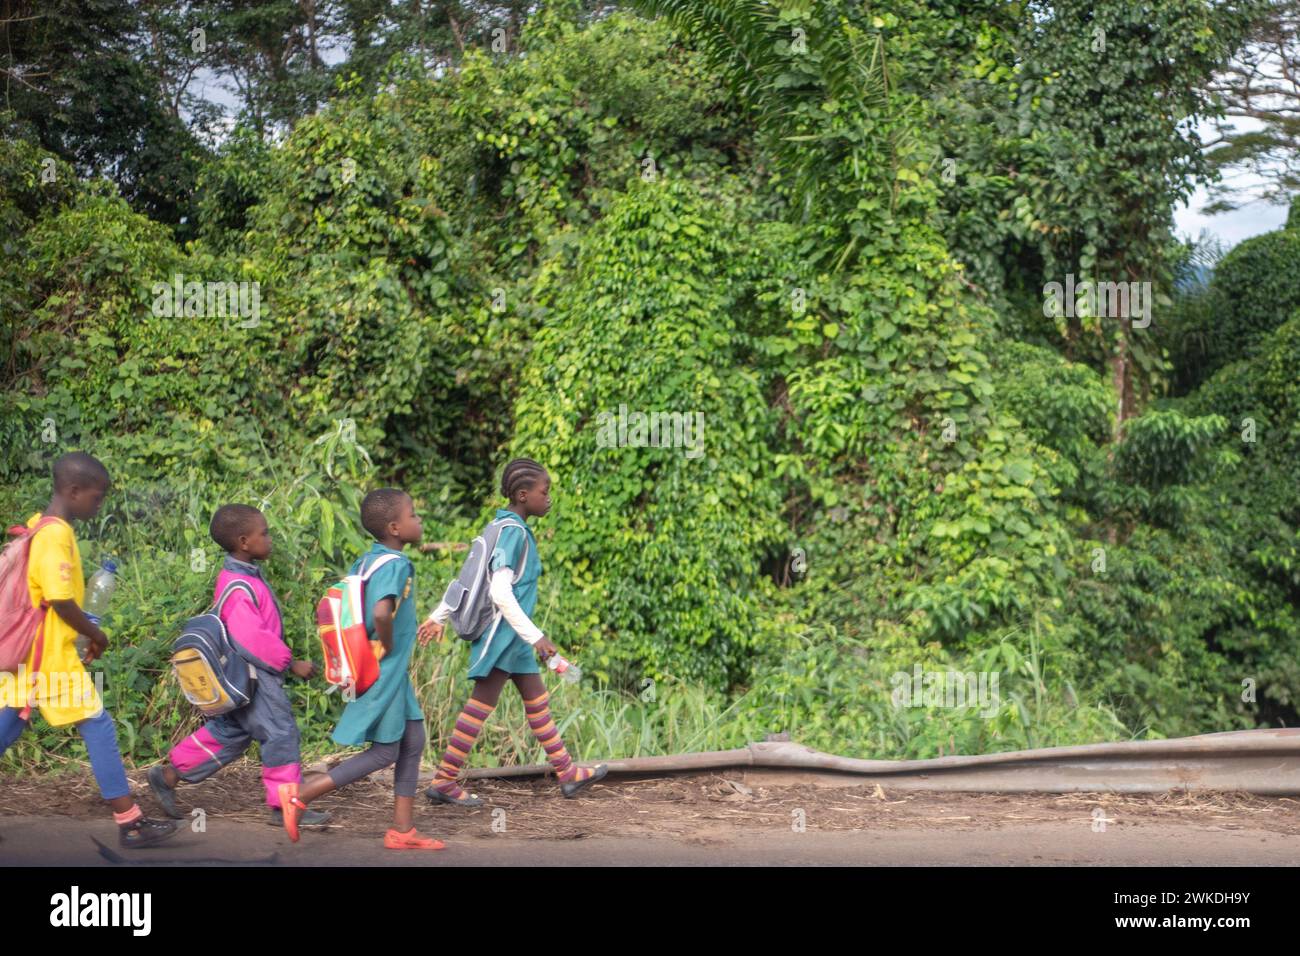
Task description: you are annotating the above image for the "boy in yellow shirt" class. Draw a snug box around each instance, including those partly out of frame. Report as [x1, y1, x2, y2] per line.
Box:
[0, 452, 177, 848]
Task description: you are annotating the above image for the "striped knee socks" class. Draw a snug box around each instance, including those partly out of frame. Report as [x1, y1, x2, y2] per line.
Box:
[432, 697, 495, 799]
[524, 691, 594, 784]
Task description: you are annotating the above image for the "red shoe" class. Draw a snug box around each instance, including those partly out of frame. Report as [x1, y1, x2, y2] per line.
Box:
[276, 782, 308, 843]
[384, 827, 445, 850]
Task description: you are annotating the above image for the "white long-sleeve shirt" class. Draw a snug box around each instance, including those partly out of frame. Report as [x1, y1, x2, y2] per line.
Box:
[426, 568, 544, 644]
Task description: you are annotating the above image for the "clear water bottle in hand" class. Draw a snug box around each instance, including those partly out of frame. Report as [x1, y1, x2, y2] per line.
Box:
[77, 559, 118, 659]
[546, 651, 582, 684]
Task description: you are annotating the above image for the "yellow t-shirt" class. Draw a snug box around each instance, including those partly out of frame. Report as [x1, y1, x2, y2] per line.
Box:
[17, 513, 103, 726]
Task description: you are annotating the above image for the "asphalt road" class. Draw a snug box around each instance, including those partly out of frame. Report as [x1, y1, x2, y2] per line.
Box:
[3, 814, 1299, 866]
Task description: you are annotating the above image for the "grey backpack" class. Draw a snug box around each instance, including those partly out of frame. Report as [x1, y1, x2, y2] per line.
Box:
[440, 517, 529, 641]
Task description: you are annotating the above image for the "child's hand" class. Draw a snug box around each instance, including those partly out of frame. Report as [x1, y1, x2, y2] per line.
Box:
[534, 636, 558, 660]
[290, 659, 316, 680]
[418, 619, 444, 646]
[83, 629, 108, 664]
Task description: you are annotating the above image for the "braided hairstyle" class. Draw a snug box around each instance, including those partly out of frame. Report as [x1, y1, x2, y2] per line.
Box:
[500, 457, 548, 504]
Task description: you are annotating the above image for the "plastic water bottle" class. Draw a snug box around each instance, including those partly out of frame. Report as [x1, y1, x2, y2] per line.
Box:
[77, 560, 117, 659]
[546, 652, 582, 684]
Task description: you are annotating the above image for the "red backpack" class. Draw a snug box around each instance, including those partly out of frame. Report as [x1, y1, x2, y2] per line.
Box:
[0, 516, 62, 718]
[315, 552, 408, 698]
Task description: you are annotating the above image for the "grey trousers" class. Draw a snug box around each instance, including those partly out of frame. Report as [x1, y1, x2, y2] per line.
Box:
[326, 719, 426, 797]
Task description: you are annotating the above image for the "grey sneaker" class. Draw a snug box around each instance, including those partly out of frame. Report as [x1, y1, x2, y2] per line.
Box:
[147, 764, 183, 819]
[271, 806, 331, 827]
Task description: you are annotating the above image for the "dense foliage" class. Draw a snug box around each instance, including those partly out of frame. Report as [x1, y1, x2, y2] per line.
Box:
[1, 1, 1295, 773]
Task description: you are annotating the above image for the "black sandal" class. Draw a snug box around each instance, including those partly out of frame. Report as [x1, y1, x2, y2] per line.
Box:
[560, 764, 608, 799]
[424, 785, 484, 808]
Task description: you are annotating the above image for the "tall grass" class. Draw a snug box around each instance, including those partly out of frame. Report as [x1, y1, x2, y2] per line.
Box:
[0, 440, 1136, 781]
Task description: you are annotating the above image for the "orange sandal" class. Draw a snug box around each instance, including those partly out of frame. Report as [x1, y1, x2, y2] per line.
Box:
[276, 782, 308, 843]
[384, 827, 445, 851]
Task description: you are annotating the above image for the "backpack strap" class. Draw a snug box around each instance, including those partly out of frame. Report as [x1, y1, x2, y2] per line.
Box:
[213, 580, 264, 681]
[360, 552, 404, 581]
[360, 552, 411, 612]
[475, 519, 531, 652]
[214, 579, 258, 616]
[14, 514, 70, 618]
[8, 514, 63, 540]
[491, 518, 530, 585]
[19, 607, 50, 721]
[19, 515, 79, 718]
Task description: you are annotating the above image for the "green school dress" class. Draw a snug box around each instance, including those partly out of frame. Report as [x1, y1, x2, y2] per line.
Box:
[332, 543, 424, 746]
[466, 509, 542, 680]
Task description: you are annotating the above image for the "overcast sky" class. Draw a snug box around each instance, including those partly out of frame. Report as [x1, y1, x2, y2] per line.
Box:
[1173, 114, 1290, 249]
[1174, 172, 1290, 249]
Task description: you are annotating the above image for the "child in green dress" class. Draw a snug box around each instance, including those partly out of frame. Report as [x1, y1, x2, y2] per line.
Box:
[420, 458, 607, 806]
[276, 488, 443, 850]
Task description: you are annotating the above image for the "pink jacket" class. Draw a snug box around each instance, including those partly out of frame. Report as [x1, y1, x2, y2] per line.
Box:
[214, 563, 292, 674]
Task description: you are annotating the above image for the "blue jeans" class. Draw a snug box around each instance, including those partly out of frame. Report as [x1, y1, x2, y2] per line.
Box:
[0, 707, 131, 800]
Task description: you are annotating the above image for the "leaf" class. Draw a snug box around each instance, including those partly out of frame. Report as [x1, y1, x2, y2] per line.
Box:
[1002, 460, 1034, 484]
[320, 501, 335, 556]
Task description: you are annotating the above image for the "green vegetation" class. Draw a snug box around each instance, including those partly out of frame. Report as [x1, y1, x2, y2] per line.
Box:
[2, 1, 1295, 774]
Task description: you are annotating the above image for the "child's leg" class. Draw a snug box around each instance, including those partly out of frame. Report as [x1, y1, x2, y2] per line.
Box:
[165, 716, 252, 788]
[514, 673, 596, 785]
[294, 738, 400, 805]
[2, 708, 133, 813]
[242, 676, 303, 809]
[76, 710, 178, 846]
[0, 707, 30, 754]
[383, 720, 442, 849]
[391, 719, 426, 831]
[429, 668, 509, 799]
[75, 710, 132, 805]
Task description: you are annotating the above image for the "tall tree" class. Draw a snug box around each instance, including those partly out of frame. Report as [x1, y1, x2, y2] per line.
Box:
[196, 0, 333, 138]
[1010, 0, 1254, 431]
[0, 0, 206, 233]
[1204, 0, 1300, 211]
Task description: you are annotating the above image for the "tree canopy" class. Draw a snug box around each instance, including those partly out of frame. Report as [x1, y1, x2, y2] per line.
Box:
[1, 0, 1296, 767]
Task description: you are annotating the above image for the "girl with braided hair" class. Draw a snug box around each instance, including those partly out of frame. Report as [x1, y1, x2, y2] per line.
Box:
[419, 458, 608, 805]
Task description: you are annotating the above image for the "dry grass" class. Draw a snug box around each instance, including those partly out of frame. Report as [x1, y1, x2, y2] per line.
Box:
[3, 762, 1299, 841]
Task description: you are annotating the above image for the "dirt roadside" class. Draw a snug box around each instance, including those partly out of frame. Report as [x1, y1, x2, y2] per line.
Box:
[3, 764, 1299, 865]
